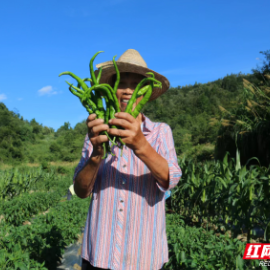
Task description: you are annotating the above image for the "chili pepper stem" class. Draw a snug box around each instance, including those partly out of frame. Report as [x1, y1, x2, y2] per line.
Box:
[103, 131, 115, 145]
[102, 143, 107, 159]
[118, 137, 125, 146]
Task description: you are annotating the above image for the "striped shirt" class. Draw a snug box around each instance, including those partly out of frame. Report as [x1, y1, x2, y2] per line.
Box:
[73, 114, 182, 270]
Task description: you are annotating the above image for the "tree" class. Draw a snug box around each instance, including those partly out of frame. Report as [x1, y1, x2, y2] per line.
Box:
[55, 122, 71, 137]
[221, 75, 238, 92]
[252, 50, 270, 84]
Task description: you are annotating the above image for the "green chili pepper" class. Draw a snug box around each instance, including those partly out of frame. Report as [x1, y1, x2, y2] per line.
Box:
[96, 83, 120, 113]
[60, 51, 160, 159]
[97, 67, 102, 84]
[131, 85, 153, 118]
[93, 85, 125, 148]
[67, 83, 83, 98]
[68, 85, 92, 114]
[66, 82, 97, 112]
[125, 76, 162, 115]
[136, 85, 151, 97]
[59, 72, 89, 92]
[89, 51, 104, 85]
[112, 55, 120, 93]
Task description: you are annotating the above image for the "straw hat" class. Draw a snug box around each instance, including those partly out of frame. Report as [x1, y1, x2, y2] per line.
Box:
[94, 49, 170, 101]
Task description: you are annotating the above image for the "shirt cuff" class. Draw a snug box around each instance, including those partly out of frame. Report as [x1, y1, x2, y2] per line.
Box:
[156, 160, 182, 192]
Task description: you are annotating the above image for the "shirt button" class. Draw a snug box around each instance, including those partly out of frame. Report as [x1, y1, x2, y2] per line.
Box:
[122, 181, 125, 184]
[119, 209, 123, 212]
[120, 200, 124, 203]
[123, 164, 126, 168]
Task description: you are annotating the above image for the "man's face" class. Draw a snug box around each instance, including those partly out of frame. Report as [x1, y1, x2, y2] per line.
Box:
[114, 73, 145, 113]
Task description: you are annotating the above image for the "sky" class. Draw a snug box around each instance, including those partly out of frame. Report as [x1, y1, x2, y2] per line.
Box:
[0, 0, 269, 131]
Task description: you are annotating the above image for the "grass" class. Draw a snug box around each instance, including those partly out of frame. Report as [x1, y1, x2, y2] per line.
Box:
[0, 163, 13, 170]
[49, 160, 80, 167]
[179, 143, 215, 161]
[0, 160, 80, 171]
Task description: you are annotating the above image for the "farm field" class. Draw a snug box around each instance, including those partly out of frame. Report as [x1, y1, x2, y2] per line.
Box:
[165, 155, 270, 269]
[0, 164, 91, 270]
[1, 157, 269, 270]
[1, 0, 269, 268]
[1, 51, 269, 269]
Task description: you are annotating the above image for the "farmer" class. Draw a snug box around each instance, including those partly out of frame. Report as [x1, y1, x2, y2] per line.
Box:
[73, 49, 182, 270]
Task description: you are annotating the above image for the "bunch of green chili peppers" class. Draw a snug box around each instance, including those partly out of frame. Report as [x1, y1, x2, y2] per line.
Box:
[59, 51, 162, 159]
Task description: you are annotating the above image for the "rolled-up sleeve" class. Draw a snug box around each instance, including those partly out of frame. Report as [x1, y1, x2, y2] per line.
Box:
[156, 123, 182, 192]
[73, 134, 93, 184]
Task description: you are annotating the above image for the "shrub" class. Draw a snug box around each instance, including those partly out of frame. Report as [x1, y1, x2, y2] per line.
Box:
[56, 166, 69, 174]
[41, 161, 50, 171]
[165, 214, 262, 270]
[49, 142, 61, 153]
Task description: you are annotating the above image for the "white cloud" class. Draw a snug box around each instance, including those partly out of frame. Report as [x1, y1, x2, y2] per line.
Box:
[18, 98, 23, 101]
[0, 94, 7, 101]
[38, 86, 57, 96]
[256, 57, 261, 61]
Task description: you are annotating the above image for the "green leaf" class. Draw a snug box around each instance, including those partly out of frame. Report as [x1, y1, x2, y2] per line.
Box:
[235, 149, 241, 171]
[235, 254, 244, 270]
[15, 261, 28, 270]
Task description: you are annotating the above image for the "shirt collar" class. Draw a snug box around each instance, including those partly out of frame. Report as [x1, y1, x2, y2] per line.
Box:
[141, 113, 155, 135]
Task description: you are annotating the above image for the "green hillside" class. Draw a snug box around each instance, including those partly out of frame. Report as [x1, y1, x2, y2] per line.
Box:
[0, 50, 269, 166]
[0, 73, 248, 165]
[0, 104, 86, 165]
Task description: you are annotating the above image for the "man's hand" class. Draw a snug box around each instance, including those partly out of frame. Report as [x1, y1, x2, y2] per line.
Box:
[108, 112, 148, 155]
[108, 112, 170, 188]
[74, 113, 109, 199]
[86, 113, 109, 158]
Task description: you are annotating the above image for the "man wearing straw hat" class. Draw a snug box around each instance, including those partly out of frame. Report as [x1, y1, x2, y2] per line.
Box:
[73, 49, 182, 270]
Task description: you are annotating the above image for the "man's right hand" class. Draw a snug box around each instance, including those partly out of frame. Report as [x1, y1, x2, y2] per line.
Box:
[86, 113, 109, 158]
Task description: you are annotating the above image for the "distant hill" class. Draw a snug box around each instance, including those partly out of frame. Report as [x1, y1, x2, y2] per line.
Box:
[0, 72, 263, 165]
[0, 102, 86, 164]
[142, 72, 262, 161]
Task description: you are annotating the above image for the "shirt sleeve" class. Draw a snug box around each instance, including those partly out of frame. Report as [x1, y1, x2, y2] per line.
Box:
[156, 123, 182, 192]
[73, 134, 93, 184]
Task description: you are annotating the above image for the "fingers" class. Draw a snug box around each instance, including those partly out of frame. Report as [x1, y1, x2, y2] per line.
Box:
[113, 112, 135, 123]
[109, 118, 132, 130]
[91, 135, 109, 157]
[86, 113, 97, 122]
[107, 128, 130, 138]
[90, 134, 109, 145]
[109, 112, 135, 129]
[92, 124, 109, 136]
[86, 113, 109, 137]
[86, 113, 111, 157]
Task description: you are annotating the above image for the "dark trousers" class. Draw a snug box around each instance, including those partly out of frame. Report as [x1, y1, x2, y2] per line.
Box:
[82, 259, 109, 270]
[82, 258, 164, 270]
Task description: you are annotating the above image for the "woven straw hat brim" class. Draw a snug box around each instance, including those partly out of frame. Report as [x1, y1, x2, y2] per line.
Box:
[94, 61, 170, 102]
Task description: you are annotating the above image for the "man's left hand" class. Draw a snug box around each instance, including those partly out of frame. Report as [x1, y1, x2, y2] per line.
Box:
[108, 112, 148, 154]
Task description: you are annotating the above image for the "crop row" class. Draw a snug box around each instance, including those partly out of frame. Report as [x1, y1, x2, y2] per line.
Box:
[164, 213, 267, 270]
[0, 195, 90, 270]
[172, 153, 270, 243]
[0, 166, 73, 200]
[1, 191, 62, 226]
